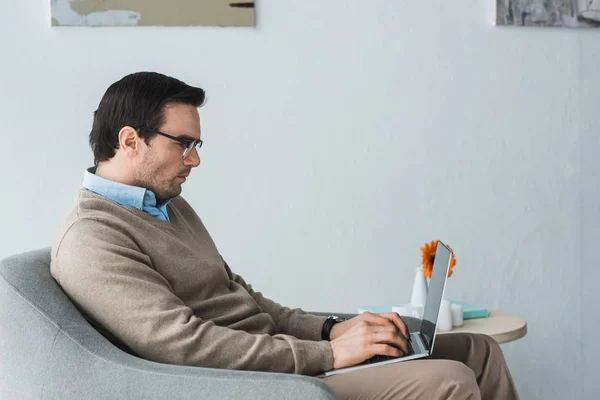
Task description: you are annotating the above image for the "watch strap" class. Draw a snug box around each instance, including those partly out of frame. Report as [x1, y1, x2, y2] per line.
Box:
[321, 315, 344, 341]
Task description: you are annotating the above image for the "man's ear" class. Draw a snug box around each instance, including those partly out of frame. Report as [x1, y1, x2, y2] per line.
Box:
[118, 126, 141, 158]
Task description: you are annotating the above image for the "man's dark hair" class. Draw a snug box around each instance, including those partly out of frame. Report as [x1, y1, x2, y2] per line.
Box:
[89, 72, 206, 165]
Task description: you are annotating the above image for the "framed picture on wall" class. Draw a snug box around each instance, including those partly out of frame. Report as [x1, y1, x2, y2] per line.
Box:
[51, 0, 255, 27]
[496, 0, 600, 28]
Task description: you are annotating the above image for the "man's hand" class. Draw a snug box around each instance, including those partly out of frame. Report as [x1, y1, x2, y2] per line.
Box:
[328, 312, 410, 370]
[329, 312, 408, 341]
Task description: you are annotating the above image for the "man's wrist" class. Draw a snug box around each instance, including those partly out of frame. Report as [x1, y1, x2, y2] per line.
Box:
[329, 320, 346, 341]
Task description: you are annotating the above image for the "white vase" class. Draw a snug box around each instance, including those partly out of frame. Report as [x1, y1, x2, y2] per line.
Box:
[437, 299, 453, 331]
[410, 266, 428, 306]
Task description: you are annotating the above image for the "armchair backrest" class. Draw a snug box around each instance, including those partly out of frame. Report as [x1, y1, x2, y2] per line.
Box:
[0, 248, 76, 398]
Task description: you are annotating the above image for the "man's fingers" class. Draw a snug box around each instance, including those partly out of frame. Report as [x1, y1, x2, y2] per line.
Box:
[371, 329, 410, 354]
[362, 312, 409, 340]
[382, 312, 409, 340]
[370, 343, 403, 358]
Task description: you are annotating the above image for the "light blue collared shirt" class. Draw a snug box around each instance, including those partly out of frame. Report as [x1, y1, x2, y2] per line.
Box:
[82, 167, 171, 222]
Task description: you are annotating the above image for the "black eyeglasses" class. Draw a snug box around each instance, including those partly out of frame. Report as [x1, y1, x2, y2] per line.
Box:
[139, 126, 203, 160]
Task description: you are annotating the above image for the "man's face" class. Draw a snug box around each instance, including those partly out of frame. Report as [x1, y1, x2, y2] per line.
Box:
[134, 103, 201, 200]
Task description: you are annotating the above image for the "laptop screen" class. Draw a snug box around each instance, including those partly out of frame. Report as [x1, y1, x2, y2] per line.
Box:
[419, 241, 452, 351]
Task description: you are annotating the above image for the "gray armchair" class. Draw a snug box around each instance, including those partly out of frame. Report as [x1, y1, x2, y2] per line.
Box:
[0, 248, 420, 399]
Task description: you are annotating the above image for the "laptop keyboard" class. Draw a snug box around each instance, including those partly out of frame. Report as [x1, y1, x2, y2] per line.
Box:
[363, 337, 416, 365]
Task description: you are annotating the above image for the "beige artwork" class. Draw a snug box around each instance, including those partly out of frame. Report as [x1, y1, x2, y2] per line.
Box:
[51, 0, 255, 27]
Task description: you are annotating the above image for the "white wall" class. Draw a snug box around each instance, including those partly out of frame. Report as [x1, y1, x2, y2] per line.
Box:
[1, 1, 598, 398]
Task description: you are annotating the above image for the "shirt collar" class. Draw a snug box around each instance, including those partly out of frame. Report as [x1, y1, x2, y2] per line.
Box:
[82, 167, 169, 211]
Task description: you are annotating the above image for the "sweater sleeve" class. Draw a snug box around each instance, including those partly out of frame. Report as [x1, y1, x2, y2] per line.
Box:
[221, 258, 328, 341]
[51, 218, 333, 376]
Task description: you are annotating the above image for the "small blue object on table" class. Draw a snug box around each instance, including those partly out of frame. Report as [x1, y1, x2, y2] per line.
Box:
[357, 301, 489, 320]
[449, 301, 490, 319]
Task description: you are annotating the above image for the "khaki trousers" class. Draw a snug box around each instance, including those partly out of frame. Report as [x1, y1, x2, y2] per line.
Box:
[321, 333, 519, 400]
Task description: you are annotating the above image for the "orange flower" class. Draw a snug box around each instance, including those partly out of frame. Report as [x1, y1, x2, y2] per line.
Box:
[421, 240, 456, 278]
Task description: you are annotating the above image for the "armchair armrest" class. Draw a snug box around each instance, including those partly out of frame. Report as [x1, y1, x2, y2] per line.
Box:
[43, 325, 339, 400]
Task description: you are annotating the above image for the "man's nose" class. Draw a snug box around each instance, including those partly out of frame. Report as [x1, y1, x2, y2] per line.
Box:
[184, 147, 201, 167]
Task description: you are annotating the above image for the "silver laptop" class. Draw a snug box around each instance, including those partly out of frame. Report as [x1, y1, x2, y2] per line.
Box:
[322, 240, 453, 376]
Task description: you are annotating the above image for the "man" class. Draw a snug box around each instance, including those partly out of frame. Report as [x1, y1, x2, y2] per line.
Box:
[51, 72, 519, 400]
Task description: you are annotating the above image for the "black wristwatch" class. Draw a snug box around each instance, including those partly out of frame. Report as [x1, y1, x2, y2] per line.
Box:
[321, 315, 345, 341]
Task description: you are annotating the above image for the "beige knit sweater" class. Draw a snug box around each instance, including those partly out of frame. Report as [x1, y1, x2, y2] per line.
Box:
[51, 189, 333, 375]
